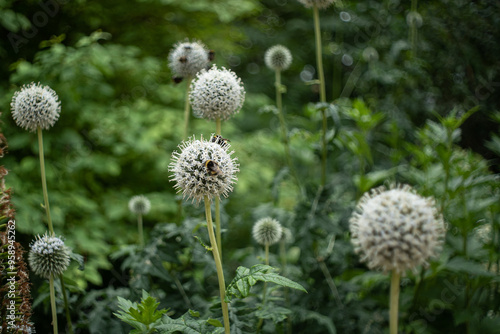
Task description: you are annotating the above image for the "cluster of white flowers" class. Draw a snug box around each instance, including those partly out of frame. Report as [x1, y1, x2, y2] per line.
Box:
[128, 195, 151, 215]
[189, 65, 245, 121]
[168, 40, 211, 79]
[10, 82, 61, 132]
[297, 0, 336, 10]
[29, 233, 70, 279]
[169, 135, 239, 204]
[252, 217, 283, 246]
[265, 45, 293, 71]
[349, 184, 445, 274]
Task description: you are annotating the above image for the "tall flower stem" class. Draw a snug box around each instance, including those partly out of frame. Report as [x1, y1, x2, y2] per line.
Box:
[49, 275, 58, 334]
[38, 127, 54, 234]
[389, 271, 401, 334]
[183, 77, 193, 140]
[313, 4, 328, 186]
[137, 214, 144, 248]
[203, 196, 230, 334]
[215, 117, 223, 259]
[409, 0, 418, 58]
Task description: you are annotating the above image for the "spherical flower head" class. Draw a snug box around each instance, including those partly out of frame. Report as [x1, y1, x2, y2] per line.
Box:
[28, 233, 70, 279]
[10, 82, 61, 132]
[280, 227, 294, 244]
[168, 39, 211, 79]
[297, 0, 336, 10]
[252, 217, 283, 246]
[349, 184, 445, 274]
[189, 65, 245, 121]
[169, 135, 239, 204]
[128, 195, 151, 215]
[265, 45, 293, 71]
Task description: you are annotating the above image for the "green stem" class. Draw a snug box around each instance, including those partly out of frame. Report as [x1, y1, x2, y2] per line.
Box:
[203, 196, 230, 334]
[49, 274, 58, 334]
[390, 271, 401, 334]
[313, 4, 327, 186]
[60, 275, 74, 334]
[183, 77, 193, 141]
[38, 127, 54, 234]
[216, 117, 222, 136]
[409, 0, 418, 58]
[137, 214, 144, 248]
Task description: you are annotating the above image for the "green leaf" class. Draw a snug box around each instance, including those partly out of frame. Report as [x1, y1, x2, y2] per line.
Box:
[225, 264, 307, 302]
[113, 291, 167, 333]
[157, 309, 224, 334]
[445, 257, 496, 277]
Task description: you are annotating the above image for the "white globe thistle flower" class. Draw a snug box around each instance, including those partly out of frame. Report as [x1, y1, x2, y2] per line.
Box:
[169, 135, 239, 204]
[280, 227, 294, 244]
[349, 184, 445, 274]
[168, 39, 212, 80]
[28, 233, 70, 279]
[189, 65, 245, 121]
[265, 45, 293, 71]
[128, 195, 151, 215]
[252, 217, 283, 246]
[297, 0, 336, 10]
[10, 82, 61, 132]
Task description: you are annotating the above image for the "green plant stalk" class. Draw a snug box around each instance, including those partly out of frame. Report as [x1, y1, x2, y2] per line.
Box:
[313, 4, 328, 186]
[389, 271, 401, 334]
[215, 117, 222, 259]
[183, 77, 193, 140]
[257, 243, 271, 333]
[280, 240, 292, 334]
[137, 214, 144, 248]
[275, 70, 292, 170]
[38, 127, 54, 234]
[203, 196, 230, 334]
[49, 274, 58, 334]
[410, 0, 418, 58]
[60, 275, 74, 334]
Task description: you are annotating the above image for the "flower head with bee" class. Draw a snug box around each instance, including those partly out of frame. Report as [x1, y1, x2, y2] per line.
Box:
[169, 135, 239, 204]
[168, 39, 212, 82]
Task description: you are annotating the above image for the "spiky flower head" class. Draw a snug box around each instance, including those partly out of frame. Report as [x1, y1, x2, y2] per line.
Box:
[189, 65, 245, 121]
[10, 82, 61, 132]
[280, 227, 294, 244]
[128, 195, 151, 215]
[265, 45, 293, 71]
[252, 217, 283, 246]
[169, 135, 239, 204]
[349, 184, 445, 274]
[297, 0, 336, 10]
[168, 39, 212, 79]
[28, 233, 70, 279]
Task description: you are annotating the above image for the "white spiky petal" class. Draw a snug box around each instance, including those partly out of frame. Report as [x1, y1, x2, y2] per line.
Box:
[297, 0, 336, 9]
[28, 233, 70, 279]
[265, 45, 293, 71]
[349, 184, 445, 274]
[168, 39, 211, 78]
[10, 82, 61, 132]
[168, 135, 239, 204]
[128, 195, 151, 215]
[252, 217, 283, 246]
[189, 65, 245, 121]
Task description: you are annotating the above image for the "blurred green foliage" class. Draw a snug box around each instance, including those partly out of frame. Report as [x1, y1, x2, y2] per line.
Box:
[1, 0, 499, 333]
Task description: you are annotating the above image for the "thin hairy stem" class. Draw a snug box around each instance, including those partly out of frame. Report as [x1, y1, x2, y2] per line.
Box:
[60, 275, 74, 334]
[313, 4, 328, 186]
[38, 127, 54, 234]
[137, 214, 144, 248]
[49, 275, 58, 334]
[390, 271, 401, 334]
[203, 196, 230, 334]
[183, 77, 193, 140]
[409, 0, 418, 58]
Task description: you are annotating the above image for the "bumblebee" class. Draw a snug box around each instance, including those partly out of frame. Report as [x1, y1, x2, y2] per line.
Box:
[179, 56, 187, 63]
[210, 134, 230, 147]
[205, 160, 222, 176]
[208, 50, 215, 61]
[173, 77, 183, 84]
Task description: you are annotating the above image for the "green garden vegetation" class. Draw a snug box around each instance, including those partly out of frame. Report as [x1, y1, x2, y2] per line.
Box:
[0, 0, 499, 333]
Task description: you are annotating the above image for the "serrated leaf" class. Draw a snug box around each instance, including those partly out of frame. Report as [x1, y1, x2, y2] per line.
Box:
[157, 309, 225, 334]
[225, 264, 307, 302]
